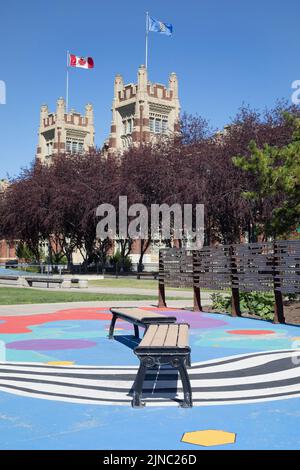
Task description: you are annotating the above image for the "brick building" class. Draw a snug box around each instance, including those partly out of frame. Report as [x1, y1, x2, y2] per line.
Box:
[33, 68, 181, 270]
[109, 65, 180, 152]
[36, 98, 95, 162]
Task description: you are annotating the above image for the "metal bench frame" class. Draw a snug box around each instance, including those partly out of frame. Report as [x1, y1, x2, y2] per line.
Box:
[132, 324, 192, 409]
[109, 308, 176, 340]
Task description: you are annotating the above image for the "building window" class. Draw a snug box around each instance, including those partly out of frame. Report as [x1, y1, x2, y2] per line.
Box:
[128, 119, 132, 133]
[155, 119, 161, 133]
[150, 117, 155, 133]
[46, 141, 53, 157]
[123, 119, 133, 135]
[71, 141, 77, 153]
[162, 119, 168, 134]
[149, 116, 168, 134]
[78, 141, 84, 153]
[66, 139, 84, 154]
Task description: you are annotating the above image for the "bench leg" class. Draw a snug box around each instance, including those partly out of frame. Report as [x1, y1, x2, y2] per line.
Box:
[178, 361, 193, 408]
[134, 325, 139, 339]
[132, 362, 146, 408]
[108, 314, 117, 339]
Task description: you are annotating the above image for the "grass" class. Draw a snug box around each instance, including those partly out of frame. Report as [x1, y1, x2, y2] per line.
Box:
[89, 277, 216, 292]
[89, 278, 194, 290]
[0, 286, 173, 305]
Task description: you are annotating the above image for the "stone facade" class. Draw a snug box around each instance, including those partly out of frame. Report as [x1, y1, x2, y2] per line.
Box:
[36, 98, 95, 162]
[109, 65, 180, 152]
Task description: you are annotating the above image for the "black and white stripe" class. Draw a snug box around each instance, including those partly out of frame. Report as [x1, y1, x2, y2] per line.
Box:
[0, 349, 300, 406]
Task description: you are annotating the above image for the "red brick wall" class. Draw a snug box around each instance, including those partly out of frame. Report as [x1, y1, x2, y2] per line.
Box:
[0, 240, 16, 261]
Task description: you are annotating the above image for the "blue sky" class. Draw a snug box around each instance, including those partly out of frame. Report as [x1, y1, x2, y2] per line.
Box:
[0, 0, 299, 178]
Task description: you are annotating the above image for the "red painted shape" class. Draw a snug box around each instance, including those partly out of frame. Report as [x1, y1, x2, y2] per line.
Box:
[0, 307, 112, 334]
[227, 330, 275, 335]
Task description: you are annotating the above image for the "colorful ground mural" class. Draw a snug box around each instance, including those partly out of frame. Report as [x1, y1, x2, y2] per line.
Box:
[0, 306, 300, 449]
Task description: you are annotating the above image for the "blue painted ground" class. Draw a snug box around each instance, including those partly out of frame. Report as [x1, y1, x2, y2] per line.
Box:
[0, 308, 299, 449]
[0, 267, 38, 276]
[1, 394, 300, 450]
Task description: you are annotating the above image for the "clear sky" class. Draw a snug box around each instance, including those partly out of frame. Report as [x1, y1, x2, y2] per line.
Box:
[0, 0, 299, 178]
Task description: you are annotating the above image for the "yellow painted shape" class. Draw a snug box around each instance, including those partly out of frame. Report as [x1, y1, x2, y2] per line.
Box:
[46, 361, 74, 366]
[181, 429, 236, 447]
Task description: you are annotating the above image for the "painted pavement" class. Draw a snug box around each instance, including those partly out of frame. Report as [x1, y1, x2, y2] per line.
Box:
[0, 306, 300, 449]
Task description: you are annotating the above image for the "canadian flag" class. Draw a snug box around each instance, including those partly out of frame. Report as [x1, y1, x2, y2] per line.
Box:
[69, 54, 94, 69]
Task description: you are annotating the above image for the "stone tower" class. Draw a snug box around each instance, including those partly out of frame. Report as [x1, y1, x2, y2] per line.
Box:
[36, 98, 95, 162]
[109, 65, 180, 152]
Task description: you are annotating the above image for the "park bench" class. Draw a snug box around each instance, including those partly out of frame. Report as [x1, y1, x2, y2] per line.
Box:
[132, 323, 192, 408]
[70, 278, 88, 288]
[109, 307, 176, 340]
[25, 277, 65, 288]
[0, 275, 19, 281]
[0, 275, 20, 286]
[136, 271, 159, 280]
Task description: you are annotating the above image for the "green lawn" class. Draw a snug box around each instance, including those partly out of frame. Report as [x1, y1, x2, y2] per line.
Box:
[0, 286, 165, 305]
[89, 278, 193, 291]
[89, 277, 215, 292]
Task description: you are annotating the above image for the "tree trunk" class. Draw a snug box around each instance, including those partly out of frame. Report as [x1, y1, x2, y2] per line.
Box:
[138, 239, 151, 272]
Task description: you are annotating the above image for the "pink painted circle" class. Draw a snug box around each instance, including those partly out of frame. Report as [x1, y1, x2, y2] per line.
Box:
[6, 339, 97, 350]
[226, 330, 275, 335]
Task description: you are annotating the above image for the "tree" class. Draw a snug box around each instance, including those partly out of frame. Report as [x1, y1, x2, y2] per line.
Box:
[233, 113, 300, 238]
[0, 163, 54, 261]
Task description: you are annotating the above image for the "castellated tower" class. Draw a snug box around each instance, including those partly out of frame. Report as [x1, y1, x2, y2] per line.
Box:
[36, 98, 95, 162]
[109, 65, 180, 152]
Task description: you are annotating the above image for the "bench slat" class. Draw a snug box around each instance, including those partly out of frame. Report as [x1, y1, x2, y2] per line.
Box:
[177, 324, 189, 348]
[137, 323, 190, 350]
[164, 324, 179, 347]
[139, 324, 159, 347]
[110, 308, 176, 323]
[151, 324, 169, 347]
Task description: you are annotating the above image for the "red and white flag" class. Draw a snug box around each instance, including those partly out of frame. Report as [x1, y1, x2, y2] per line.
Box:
[69, 54, 94, 69]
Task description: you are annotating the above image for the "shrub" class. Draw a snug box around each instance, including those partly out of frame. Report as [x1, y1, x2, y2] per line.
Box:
[211, 291, 275, 320]
[109, 251, 133, 272]
[16, 242, 35, 261]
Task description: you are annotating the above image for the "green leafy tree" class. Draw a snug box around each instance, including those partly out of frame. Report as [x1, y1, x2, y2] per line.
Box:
[233, 113, 300, 238]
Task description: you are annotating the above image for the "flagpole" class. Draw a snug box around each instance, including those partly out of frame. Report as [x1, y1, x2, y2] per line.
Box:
[66, 50, 69, 113]
[145, 12, 149, 69]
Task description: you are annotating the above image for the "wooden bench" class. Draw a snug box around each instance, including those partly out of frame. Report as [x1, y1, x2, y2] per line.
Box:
[132, 323, 192, 408]
[109, 308, 176, 340]
[25, 277, 64, 288]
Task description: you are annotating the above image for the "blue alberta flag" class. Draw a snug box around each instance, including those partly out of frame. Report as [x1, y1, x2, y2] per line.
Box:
[148, 16, 173, 36]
